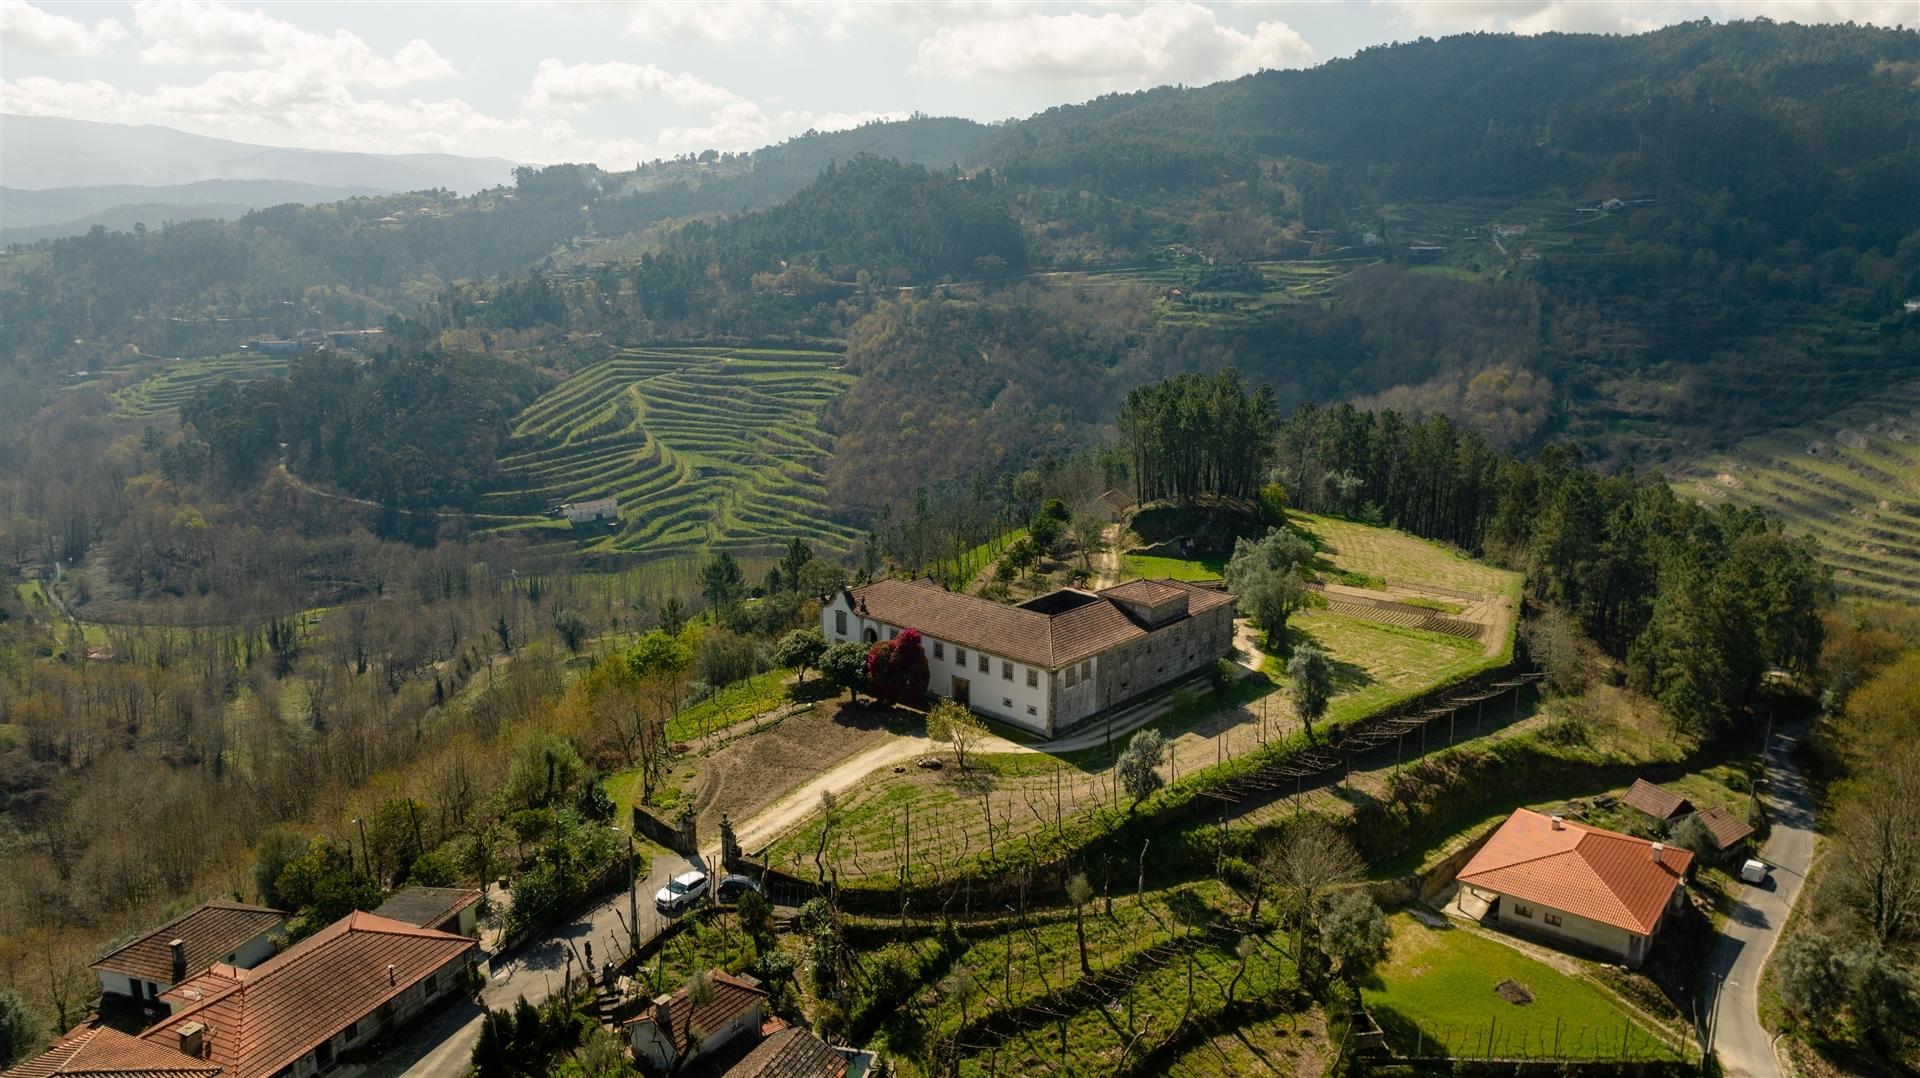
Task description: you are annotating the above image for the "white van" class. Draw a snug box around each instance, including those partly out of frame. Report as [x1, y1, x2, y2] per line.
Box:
[1740, 859, 1768, 884]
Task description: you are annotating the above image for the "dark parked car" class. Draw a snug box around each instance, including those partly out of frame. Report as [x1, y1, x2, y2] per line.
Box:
[715, 874, 763, 902]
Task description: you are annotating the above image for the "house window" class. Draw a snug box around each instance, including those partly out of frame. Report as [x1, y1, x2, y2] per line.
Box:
[835, 611, 847, 636]
[1512, 904, 1533, 919]
[1065, 667, 1078, 688]
[1001, 697, 1012, 708]
[955, 647, 967, 665]
[1026, 668, 1038, 688]
[978, 654, 989, 673]
[344, 1021, 359, 1043]
[1027, 705, 1038, 716]
[1081, 661, 1091, 680]
[889, 628, 898, 640]
[424, 972, 439, 995]
[1001, 660, 1013, 681]
[1544, 912, 1563, 927]
[933, 642, 944, 660]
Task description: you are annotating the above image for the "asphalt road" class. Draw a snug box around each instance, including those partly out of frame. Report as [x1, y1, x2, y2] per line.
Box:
[1705, 726, 1817, 1078]
[367, 848, 697, 1077]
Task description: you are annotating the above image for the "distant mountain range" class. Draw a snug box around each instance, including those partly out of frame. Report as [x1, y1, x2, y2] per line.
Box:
[1, 114, 517, 242]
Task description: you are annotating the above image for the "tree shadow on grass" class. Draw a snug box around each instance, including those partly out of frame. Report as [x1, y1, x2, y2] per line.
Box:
[1284, 626, 1374, 693]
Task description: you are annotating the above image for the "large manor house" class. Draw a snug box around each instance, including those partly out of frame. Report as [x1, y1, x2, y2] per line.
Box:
[822, 577, 1235, 736]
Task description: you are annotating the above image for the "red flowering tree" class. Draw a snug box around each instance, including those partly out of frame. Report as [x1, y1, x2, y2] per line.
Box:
[865, 629, 930, 706]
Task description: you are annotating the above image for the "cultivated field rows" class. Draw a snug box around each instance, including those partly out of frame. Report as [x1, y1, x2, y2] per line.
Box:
[1679, 378, 1920, 604]
[479, 345, 863, 558]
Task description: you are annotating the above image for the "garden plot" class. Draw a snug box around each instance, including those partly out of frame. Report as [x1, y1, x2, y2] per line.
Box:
[480, 346, 862, 559]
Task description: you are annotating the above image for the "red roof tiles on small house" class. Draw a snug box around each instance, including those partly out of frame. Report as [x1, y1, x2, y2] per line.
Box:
[1456, 808, 1692, 936]
[91, 901, 286, 987]
[3, 1026, 221, 1078]
[726, 1027, 848, 1078]
[624, 970, 767, 1059]
[140, 912, 475, 1078]
[1692, 805, 1756, 851]
[1621, 779, 1693, 821]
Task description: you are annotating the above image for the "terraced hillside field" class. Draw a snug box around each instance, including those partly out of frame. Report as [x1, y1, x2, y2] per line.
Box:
[111, 353, 289, 417]
[480, 346, 863, 559]
[1676, 378, 1920, 605]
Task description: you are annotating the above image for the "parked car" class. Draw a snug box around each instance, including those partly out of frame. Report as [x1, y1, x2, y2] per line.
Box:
[716, 874, 763, 902]
[1740, 859, 1769, 884]
[654, 870, 710, 913]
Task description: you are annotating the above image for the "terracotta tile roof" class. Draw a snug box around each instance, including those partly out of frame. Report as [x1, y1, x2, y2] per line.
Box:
[1102, 579, 1188, 605]
[140, 912, 476, 1078]
[844, 578, 1231, 669]
[92, 902, 286, 987]
[624, 970, 766, 1059]
[1456, 809, 1692, 936]
[726, 1027, 846, 1078]
[1691, 806, 1756, 850]
[1621, 779, 1693, 821]
[4, 1026, 221, 1078]
[369, 887, 482, 930]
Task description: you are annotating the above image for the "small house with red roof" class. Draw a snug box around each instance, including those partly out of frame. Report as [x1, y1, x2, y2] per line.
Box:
[91, 900, 287, 1014]
[1453, 808, 1693, 967]
[625, 970, 767, 1073]
[139, 911, 476, 1078]
[4, 1026, 222, 1078]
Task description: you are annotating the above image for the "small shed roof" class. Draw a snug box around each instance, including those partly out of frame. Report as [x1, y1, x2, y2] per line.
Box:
[1097, 488, 1136, 513]
[370, 887, 482, 930]
[1621, 779, 1694, 821]
[1691, 806, 1756, 851]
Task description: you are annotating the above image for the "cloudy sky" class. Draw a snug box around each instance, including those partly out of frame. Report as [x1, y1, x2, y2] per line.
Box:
[2, 1, 1912, 166]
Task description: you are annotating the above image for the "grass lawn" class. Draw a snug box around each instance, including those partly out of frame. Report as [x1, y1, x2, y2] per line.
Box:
[1292, 511, 1518, 597]
[1122, 552, 1228, 581]
[1271, 609, 1493, 724]
[1363, 914, 1684, 1061]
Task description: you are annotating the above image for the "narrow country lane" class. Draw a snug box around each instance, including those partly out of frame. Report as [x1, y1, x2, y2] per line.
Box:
[1706, 725, 1817, 1077]
[371, 849, 695, 1077]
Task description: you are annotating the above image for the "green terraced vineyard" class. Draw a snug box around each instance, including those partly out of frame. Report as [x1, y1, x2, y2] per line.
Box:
[480, 346, 863, 559]
[1677, 378, 1920, 605]
[112, 353, 289, 417]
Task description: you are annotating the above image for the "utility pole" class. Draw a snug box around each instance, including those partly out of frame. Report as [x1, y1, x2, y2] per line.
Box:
[353, 817, 371, 876]
[627, 835, 639, 956]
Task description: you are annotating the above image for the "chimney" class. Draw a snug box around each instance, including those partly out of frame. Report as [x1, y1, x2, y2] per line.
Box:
[176, 1021, 205, 1059]
[387, 963, 397, 986]
[652, 994, 673, 1034]
[1651, 842, 1665, 865]
[169, 939, 187, 983]
[1550, 815, 1564, 831]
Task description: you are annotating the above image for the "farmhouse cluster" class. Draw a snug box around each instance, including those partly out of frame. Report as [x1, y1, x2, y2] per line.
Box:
[11, 888, 482, 1078]
[822, 576, 1235, 736]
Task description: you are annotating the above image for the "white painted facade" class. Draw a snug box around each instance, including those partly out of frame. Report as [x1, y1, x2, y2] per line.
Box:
[824, 593, 1054, 734]
[96, 932, 279, 1011]
[628, 996, 764, 1072]
[1463, 885, 1685, 967]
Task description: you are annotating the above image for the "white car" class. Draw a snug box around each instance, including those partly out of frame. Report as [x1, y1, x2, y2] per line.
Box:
[1739, 859, 1769, 884]
[654, 870, 710, 913]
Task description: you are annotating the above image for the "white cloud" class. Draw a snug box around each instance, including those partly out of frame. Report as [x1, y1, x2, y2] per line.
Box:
[777, 107, 912, 133]
[131, 0, 456, 87]
[654, 98, 774, 153]
[912, 3, 1311, 85]
[526, 59, 739, 113]
[0, 0, 126, 57]
[624, 0, 794, 45]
